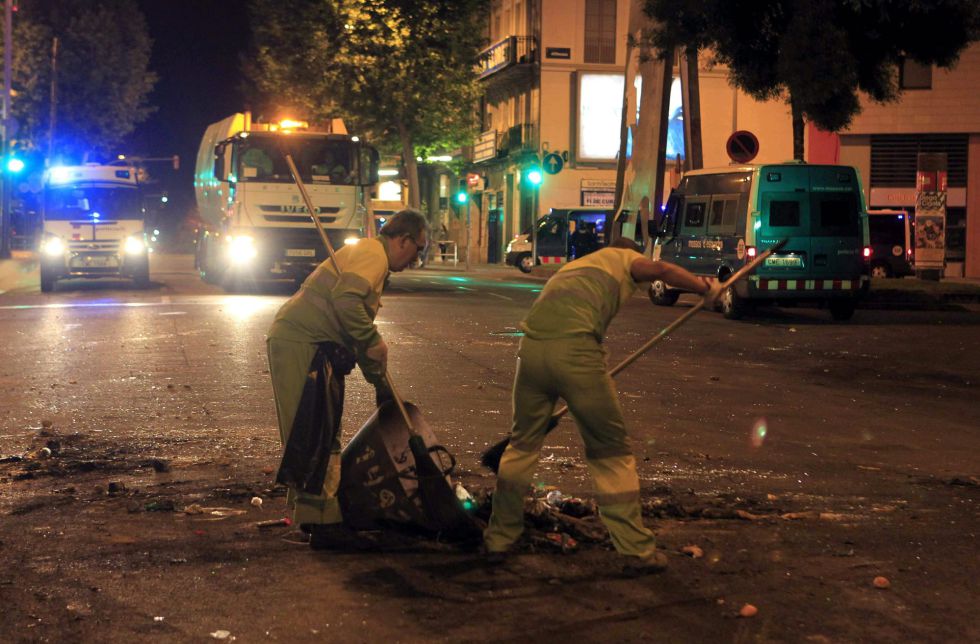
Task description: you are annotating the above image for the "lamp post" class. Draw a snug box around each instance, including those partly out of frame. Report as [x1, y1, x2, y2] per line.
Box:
[0, 0, 12, 259]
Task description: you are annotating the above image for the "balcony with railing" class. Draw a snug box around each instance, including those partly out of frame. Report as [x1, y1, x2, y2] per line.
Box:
[478, 36, 537, 100]
[473, 123, 537, 164]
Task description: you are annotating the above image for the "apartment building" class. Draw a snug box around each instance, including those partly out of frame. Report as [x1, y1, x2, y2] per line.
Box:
[472, 0, 630, 262]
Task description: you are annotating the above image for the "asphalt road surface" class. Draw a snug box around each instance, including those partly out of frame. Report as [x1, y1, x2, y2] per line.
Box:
[0, 253, 977, 642]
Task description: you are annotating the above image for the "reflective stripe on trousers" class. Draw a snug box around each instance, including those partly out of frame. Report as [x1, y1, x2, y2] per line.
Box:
[484, 335, 657, 556]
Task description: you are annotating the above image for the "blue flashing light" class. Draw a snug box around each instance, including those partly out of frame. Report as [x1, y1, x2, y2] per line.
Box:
[6, 158, 24, 173]
[898, 215, 904, 220]
[49, 166, 73, 184]
[92, 212, 101, 219]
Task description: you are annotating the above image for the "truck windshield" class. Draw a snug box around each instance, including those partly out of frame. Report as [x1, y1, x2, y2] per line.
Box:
[237, 136, 355, 185]
[45, 186, 142, 221]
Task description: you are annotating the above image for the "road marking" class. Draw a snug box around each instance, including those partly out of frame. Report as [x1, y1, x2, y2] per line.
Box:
[487, 292, 513, 301]
[0, 301, 168, 310]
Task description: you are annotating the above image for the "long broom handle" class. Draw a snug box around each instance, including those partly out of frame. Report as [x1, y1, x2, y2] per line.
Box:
[283, 153, 417, 435]
[547, 240, 786, 422]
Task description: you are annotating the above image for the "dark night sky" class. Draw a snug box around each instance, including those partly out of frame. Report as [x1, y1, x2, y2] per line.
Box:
[127, 1, 252, 218]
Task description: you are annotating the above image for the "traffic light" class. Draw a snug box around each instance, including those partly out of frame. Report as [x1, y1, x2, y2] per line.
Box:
[525, 166, 543, 187]
[5, 157, 24, 174]
[455, 179, 468, 205]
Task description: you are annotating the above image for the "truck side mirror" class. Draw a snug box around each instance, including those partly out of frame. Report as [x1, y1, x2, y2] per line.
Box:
[358, 145, 380, 186]
[213, 143, 229, 182]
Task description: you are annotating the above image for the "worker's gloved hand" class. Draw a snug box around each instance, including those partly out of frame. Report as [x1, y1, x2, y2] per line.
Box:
[364, 338, 388, 374]
[701, 277, 724, 306]
[375, 384, 394, 407]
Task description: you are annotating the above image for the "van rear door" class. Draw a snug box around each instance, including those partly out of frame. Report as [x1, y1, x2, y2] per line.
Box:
[807, 167, 864, 280]
[759, 190, 810, 279]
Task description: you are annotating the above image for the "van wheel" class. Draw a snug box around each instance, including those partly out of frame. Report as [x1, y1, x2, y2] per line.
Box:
[648, 280, 679, 306]
[517, 253, 534, 273]
[720, 285, 748, 320]
[870, 263, 890, 279]
[829, 299, 856, 321]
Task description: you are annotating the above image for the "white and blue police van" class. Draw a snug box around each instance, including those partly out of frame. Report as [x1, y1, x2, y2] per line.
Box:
[40, 164, 150, 292]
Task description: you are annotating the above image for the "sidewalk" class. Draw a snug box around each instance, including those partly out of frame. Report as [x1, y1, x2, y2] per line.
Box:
[0, 250, 38, 294]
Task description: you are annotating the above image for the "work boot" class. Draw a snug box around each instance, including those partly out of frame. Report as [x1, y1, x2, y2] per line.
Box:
[481, 544, 509, 566]
[308, 523, 377, 552]
[622, 550, 669, 577]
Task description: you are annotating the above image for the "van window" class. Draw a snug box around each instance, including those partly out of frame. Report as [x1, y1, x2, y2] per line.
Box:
[707, 196, 738, 235]
[869, 215, 905, 246]
[811, 194, 860, 236]
[769, 201, 800, 227]
[683, 201, 706, 229]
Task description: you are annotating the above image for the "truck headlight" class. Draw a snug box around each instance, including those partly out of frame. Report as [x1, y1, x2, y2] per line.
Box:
[227, 235, 257, 263]
[42, 237, 66, 257]
[124, 236, 146, 255]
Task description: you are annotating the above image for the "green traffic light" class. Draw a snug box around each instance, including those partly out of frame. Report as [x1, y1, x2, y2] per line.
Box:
[527, 168, 543, 186]
[455, 191, 468, 204]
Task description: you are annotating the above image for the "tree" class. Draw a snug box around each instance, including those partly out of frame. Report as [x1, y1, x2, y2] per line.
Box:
[249, 0, 487, 209]
[14, 0, 157, 161]
[644, 0, 980, 159]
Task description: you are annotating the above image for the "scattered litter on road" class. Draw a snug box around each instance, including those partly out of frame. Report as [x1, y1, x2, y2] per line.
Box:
[681, 545, 704, 558]
[250, 496, 263, 508]
[256, 517, 291, 529]
[210, 629, 234, 640]
[873, 576, 890, 589]
[739, 604, 758, 618]
[154, 616, 165, 622]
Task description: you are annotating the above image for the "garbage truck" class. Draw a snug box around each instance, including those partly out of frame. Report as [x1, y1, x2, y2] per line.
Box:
[193, 112, 379, 288]
[39, 163, 150, 292]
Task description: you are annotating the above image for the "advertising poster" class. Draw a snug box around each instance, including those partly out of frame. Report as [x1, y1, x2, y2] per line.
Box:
[914, 153, 947, 273]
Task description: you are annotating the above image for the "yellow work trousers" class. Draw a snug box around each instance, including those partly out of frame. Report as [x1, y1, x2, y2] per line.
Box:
[267, 337, 344, 526]
[484, 335, 657, 557]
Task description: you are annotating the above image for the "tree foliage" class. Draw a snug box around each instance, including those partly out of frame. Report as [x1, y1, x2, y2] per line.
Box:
[644, 0, 980, 156]
[12, 0, 157, 161]
[248, 0, 488, 207]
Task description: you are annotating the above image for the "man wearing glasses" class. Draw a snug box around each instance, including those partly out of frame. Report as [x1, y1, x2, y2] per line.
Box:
[267, 209, 429, 550]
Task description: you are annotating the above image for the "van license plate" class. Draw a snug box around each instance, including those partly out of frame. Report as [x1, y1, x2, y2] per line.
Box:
[286, 249, 315, 257]
[765, 255, 803, 268]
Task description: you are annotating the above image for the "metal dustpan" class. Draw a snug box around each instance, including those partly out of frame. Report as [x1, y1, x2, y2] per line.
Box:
[338, 401, 479, 539]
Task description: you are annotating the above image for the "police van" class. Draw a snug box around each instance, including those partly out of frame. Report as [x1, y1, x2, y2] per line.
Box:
[649, 162, 870, 320]
[39, 164, 150, 292]
[505, 208, 613, 273]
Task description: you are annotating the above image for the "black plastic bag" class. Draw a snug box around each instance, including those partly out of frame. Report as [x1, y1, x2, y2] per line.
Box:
[276, 343, 354, 495]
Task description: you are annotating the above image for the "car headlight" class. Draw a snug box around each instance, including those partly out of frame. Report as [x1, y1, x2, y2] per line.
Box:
[42, 237, 66, 257]
[227, 235, 257, 263]
[124, 236, 146, 255]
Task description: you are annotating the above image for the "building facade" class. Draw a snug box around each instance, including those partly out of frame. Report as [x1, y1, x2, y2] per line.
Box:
[472, 0, 631, 263]
[472, 3, 979, 276]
